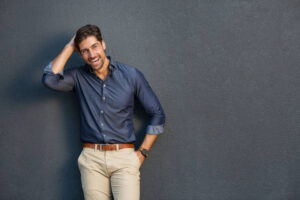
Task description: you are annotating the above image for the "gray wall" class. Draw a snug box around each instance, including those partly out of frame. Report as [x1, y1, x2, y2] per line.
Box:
[0, 0, 299, 199]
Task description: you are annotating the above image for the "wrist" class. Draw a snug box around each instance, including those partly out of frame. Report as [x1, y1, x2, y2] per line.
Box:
[138, 148, 150, 158]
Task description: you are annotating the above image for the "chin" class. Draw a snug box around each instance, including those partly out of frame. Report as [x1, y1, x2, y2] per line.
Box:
[91, 64, 103, 70]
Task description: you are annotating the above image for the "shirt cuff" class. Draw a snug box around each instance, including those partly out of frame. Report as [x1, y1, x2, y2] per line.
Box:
[43, 61, 64, 76]
[146, 124, 164, 134]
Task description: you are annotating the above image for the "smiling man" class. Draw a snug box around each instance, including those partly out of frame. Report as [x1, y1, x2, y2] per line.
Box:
[42, 24, 165, 200]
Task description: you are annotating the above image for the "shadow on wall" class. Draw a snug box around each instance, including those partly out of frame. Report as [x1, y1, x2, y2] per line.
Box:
[2, 33, 149, 199]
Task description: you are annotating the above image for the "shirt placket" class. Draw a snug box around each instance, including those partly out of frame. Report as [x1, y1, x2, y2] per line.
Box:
[100, 81, 107, 143]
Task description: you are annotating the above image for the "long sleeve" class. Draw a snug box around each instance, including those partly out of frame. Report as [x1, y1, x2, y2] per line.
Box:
[42, 61, 75, 92]
[134, 69, 165, 134]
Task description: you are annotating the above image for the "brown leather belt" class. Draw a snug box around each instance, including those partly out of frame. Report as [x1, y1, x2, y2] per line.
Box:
[83, 143, 134, 151]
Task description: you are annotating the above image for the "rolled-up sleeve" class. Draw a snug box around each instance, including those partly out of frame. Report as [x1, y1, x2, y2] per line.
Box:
[42, 61, 75, 92]
[134, 69, 165, 134]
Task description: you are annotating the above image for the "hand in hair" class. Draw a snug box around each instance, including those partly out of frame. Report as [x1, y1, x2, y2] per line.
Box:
[67, 34, 77, 52]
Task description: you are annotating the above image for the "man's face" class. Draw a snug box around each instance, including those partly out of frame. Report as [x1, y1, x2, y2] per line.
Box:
[78, 36, 107, 71]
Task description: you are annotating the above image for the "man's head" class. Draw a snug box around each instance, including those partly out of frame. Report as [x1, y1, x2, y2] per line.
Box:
[74, 24, 103, 51]
[75, 24, 108, 71]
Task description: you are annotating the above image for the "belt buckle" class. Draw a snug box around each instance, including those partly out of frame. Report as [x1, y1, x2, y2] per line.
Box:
[94, 144, 103, 151]
[96, 144, 119, 151]
[94, 144, 100, 151]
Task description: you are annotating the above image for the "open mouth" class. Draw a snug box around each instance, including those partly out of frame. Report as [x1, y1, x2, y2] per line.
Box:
[89, 58, 100, 64]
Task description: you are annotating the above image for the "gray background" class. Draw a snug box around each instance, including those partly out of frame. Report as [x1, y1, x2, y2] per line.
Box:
[0, 0, 299, 199]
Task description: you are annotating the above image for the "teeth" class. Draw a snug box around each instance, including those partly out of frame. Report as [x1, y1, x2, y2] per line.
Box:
[90, 58, 99, 63]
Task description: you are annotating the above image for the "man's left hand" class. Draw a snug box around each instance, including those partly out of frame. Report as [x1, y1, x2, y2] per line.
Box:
[135, 151, 145, 167]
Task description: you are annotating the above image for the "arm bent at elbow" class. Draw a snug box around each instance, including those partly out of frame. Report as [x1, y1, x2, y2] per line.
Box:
[134, 69, 166, 135]
[42, 72, 75, 92]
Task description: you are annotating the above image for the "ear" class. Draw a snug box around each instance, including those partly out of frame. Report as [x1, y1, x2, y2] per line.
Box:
[101, 40, 106, 50]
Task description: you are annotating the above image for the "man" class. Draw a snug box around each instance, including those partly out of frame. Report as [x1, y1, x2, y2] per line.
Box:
[42, 24, 165, 200]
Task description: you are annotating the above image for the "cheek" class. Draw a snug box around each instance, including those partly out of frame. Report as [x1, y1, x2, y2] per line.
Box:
[99, 50, 106, 57]
[81, 54, 89, 61]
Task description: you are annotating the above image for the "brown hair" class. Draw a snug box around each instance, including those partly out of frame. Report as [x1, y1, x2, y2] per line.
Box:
[74, 24, 103, 51]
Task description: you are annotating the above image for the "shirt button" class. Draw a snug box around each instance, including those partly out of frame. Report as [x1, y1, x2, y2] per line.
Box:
[103, 84, 106, 88]
[103, 134, 106, 137]
[102, 96, 106, 101]
[100, 110, 104, 114]
[101, 123, 104, 126]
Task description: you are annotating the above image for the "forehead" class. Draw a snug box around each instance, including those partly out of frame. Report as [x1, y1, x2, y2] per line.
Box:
[78, 35, 101, 50]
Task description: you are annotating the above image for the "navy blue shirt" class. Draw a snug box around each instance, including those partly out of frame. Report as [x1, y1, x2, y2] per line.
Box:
[42, 57, 165, 144]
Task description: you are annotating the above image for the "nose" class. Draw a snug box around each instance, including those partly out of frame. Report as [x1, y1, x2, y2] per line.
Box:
[88, 49, 96, 58]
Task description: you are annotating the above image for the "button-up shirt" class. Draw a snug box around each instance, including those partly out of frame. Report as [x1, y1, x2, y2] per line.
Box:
[42, 57, 165, 144]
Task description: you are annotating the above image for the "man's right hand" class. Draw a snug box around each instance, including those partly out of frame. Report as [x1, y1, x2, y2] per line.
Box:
[67, 34, 76, 52]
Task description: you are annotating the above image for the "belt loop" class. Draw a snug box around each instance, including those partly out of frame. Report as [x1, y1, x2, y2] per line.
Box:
[99, 144, 103, 151]
[94, 144, 97, 151]
[116, 144, 119, 151]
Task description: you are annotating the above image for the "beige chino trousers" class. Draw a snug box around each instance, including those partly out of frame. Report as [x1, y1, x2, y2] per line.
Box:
[78, 147, 140, 200]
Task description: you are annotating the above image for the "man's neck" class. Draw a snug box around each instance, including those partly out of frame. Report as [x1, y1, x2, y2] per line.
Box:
[93, 57, 110, 80]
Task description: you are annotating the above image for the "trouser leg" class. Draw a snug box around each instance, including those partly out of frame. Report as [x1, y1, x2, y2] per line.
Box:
[109, 148, 140, 200]
[78, 148, 111, 200]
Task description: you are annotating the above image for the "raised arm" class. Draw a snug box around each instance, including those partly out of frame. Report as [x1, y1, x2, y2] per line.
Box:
[42, 35, 77, 92]
[51, 35, 76, 74]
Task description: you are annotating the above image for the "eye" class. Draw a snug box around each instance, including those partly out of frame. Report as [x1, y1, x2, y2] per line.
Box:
[92, 44, 98, 49]
[81, 49, 88, 54]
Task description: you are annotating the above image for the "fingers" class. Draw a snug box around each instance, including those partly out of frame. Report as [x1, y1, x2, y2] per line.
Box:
[135, 151, 145, 166]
